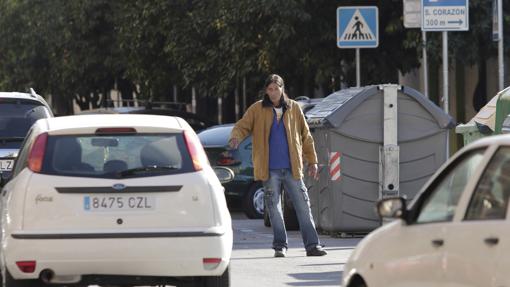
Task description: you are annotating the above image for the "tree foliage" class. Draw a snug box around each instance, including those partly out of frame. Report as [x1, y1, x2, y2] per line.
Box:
[0, 0, 506, 115]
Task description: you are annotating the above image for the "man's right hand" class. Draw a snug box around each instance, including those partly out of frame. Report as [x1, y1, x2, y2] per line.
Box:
[228, 138, 239, 150]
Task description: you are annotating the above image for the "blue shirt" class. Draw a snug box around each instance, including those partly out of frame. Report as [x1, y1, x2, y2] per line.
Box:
[268, 108, 291, 169]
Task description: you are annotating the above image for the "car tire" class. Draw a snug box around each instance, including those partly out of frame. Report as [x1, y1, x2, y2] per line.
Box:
[202, 266, 230, 287]
[4, 269, 44, 287]
[263, 188, 299, 231]
[348, 276, 367, 287]
[282, 189, 299, 231]
[243, 183, 264, 219]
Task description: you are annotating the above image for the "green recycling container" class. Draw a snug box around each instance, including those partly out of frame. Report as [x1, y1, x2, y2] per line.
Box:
[455, 122, 489, 146]
[495, 86, 510, 134]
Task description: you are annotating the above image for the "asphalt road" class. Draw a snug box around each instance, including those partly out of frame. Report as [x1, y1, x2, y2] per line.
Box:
[230, 213, 362, 287]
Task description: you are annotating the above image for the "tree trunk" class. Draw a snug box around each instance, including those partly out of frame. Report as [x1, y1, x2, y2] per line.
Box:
[118, 78, 135, 106]
[53, 94, 74, 116]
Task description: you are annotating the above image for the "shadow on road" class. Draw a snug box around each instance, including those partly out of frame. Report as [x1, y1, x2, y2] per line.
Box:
[287, 271, 343, 286]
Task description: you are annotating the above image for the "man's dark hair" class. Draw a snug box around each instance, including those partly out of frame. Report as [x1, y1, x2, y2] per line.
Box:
[262, 74, 290, 108]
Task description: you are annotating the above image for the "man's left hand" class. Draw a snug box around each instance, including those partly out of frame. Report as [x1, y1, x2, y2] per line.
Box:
[308, 163, 318, 180]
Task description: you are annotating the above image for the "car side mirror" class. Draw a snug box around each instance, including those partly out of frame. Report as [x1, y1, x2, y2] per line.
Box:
[212, 166, 235, 184]
[377, 197, 407, 220]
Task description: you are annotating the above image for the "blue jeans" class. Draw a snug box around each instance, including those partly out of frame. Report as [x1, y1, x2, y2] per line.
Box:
[263, 169, 321, 251]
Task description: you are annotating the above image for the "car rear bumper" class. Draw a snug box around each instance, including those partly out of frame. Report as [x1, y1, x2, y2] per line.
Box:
[4, 229, 232, 282]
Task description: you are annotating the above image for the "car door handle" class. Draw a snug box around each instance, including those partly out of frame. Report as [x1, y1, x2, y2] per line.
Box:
[484, 237, 499, 246]
[431, 239, 444, 247]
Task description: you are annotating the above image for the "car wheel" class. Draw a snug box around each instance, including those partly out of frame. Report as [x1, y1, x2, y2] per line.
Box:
[263, 187, 299, 230]
[202, 266, 230, 287]
[348, 276, 367, 287]
[243, 183, 264, 219]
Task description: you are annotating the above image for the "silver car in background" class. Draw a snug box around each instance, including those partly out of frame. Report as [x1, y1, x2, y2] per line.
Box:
[0, 90, 53, 185]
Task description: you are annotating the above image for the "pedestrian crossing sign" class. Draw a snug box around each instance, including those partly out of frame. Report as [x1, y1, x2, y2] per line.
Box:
[337, 6, 379, 48]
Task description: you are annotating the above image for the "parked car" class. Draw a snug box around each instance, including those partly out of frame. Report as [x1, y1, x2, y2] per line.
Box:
[1, 114, 232, 287]
[342, 134, 510, 287]
[295, 96, 324, 116]
[198, 124, 264, 219]
[198, 124, 300, 229]
[0, 90, 53, 185]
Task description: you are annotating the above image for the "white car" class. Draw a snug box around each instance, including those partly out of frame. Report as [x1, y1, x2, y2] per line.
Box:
[342, 134, 510, 287]
[1, 114, 233, 287]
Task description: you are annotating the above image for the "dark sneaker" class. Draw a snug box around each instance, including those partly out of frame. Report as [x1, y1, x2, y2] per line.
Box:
[306, 246, 327, 256]
[274, 248, 286, 257]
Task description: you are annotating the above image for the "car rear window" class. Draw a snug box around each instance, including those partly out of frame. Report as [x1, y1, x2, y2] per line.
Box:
[41, 133, 195, 178]
[0, 99, 50, 139]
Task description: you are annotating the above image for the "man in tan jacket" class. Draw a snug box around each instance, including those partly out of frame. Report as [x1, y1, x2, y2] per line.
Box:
[229, 74, 327, 257]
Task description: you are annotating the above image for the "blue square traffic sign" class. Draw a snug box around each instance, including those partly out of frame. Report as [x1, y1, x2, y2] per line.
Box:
[337, 6, 379, 48]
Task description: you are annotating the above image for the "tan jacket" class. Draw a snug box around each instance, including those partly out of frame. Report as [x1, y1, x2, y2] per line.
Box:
[229, 99, 318, 181]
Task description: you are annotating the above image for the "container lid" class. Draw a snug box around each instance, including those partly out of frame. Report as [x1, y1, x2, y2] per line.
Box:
[473, 95, 498, 131]
[306, 85, 454, 129]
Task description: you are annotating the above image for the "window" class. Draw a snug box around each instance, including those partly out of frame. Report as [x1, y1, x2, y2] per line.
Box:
[41, 133, 194, 178]
[415, 149, 485, 224]
[0, 100, 50, 138]
[465, 147, 510, 220]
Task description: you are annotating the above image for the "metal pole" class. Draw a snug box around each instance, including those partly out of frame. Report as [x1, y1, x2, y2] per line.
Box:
[191, 87, 196, 114]
[498, 0, 504, 90]
[218, 96, 223, 124]
[242, 77, 247, 112]
[443, 31, 449, 158]
[422, 31, 429, 98]
[356, 48, 360, 87]
[235, 80, 239, 120]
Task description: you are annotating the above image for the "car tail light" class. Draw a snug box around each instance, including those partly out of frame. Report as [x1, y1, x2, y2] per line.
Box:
[28, 133, 48, 173]
[202, 258, 222, 270]
[217, 151, 241, 166]
[184, 130, 210, 171]
[95, 128, 137, 135]
[16, 261, 36, 273]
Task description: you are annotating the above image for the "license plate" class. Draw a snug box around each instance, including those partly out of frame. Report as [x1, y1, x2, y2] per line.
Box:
[84, 195, 155, 211]
[0, 160, 14, 171]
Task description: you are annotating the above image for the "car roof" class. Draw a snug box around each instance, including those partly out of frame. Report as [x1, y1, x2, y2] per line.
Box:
[198, 124, 237, 147]
[38, 114, 191, 135]
[78, 107, 216, 132]
[0, 92, 53, 113]
[0, 92, 47, 103]
[199, 124, 234, 132]
[0, 92, 37, 99]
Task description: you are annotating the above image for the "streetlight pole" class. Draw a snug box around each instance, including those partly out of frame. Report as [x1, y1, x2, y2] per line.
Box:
[498, 0, 504, 90]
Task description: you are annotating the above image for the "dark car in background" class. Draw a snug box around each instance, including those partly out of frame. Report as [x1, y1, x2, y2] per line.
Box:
[198, 124, 265, 219]
[79, 106, 216, 133]
[198, 97, 324, 225]
[198, 124, 300, 229]
[0, 90, 53, 185]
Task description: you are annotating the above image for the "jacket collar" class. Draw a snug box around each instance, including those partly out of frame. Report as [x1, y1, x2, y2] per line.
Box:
[262, 99, 293, 111]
